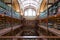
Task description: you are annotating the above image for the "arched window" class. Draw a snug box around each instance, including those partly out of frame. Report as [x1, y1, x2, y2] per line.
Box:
[24, 9, 36, 16]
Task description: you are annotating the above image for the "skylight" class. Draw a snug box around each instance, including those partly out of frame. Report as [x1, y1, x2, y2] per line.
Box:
[18, 0, 42, 10]
[18, 0, 42, 17]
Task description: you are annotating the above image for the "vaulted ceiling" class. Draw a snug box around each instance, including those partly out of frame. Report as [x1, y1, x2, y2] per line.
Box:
[18, 0, 42, 11]
[0, 0, 57, 20]
[2, 0, 57, 17]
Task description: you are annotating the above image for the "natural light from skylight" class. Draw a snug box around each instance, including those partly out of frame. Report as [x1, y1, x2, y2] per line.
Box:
[18, 0, 42, 9]
[18, 0, 42, 17]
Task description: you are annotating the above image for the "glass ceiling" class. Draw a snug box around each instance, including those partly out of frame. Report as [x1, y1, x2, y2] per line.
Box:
[18, 0, 42, 10]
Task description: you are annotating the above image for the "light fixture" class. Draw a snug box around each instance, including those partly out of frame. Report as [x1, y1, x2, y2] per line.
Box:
[40, 10, 43, 12]
[17, 9, 20, 12]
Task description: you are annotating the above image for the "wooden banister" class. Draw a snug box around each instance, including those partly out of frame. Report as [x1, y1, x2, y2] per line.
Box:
[38, 25, 60, 36]
[0, 25, 22, 36]
[0, 36, 60, 38]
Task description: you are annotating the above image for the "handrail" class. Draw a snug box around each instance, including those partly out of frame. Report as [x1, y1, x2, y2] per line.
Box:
[0, 36, 60, 38]
[0, 25, 22, 36]
[39, 1, 60, 19]
[13, 31, 21, 40]
[0, 1, 11, 11]
[0, 1, 21, 19]
[38, 25, 60, 36]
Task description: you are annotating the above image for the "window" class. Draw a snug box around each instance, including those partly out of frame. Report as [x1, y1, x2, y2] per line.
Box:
[24, 9, 36, 16]
[25, 11, 28, 16]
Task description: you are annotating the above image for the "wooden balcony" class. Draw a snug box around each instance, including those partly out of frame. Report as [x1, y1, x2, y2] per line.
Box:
[0, 25, 22, 36]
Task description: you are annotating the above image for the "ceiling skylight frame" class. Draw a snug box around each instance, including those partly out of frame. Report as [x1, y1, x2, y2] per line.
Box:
[18, 0, 42, 10]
